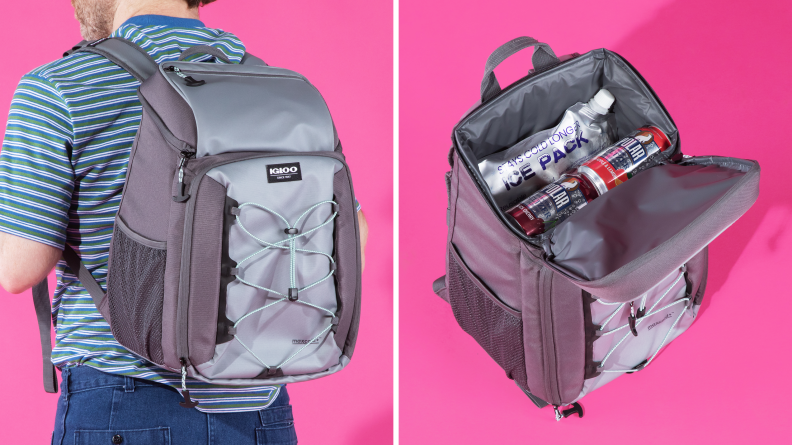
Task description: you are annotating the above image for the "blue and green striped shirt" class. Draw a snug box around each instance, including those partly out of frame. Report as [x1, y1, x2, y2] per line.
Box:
[0, 15, 283, 412]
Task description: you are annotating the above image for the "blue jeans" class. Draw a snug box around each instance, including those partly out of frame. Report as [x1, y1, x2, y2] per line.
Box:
[52, 366, 297, 445]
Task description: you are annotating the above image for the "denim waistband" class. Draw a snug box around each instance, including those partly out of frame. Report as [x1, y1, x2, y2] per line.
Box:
[61, 366, 162, 395]
[60, 366, 289, 408]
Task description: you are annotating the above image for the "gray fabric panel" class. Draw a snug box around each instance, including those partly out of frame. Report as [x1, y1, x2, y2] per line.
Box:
[519, 244, 549, 402]
[32, 278, 58, 393]
[196, 156, 342, 379]
[189, 355, 350, 385]
[188, 177, 226, 366]
[547, 159, 759, 303]
[160, 62, 334, 157]
[550, 163, 745, 280]
[178, 45, 232, 63]
[548, 271, 586, 404]
[139, 71, 198, 148]
[162, 177, 189, 372]
[459, 49, 678, 162]
[331, 169, 362, 357]
[480, 36, 560, 102]
[77, 37, 158, 82]
[450, 154, 523, 310]
[118, 113, 180, 242]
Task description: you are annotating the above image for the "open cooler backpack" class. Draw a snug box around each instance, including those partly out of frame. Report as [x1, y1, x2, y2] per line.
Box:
[432, 36, 760, 420]
[32, 38, 362, 407]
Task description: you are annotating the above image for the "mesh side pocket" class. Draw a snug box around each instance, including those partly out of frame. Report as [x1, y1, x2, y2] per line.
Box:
[106, 226, 166, 364]
[447, 248, 528, 388]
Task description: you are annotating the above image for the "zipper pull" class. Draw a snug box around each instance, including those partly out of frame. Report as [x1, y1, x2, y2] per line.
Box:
[561, 402, 584, 419]
[628, 302, 638, 337]
[169, 66, 206, 87]
[178, 358, 199, 408]
[173, 151, 195, 203]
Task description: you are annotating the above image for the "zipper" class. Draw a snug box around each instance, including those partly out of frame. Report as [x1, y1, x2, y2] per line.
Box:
[173, 151, 195, 202]
[173, 150, 350, 373]
[167, 66, 206, 87]
[539, 267, 562, 406]
[164, 65, 302, 81]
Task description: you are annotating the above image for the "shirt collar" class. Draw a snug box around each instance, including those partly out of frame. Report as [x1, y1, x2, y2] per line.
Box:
[120, 14, 206, 28]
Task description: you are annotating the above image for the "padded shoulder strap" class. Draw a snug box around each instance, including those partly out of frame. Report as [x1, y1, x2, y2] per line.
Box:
[241, 52, 268, 67]
[32, 244, 107, 393]
[69, 37, 158, 82]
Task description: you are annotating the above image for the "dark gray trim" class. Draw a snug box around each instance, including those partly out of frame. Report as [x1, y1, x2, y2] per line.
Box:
[137, 92, 194, 153]
[62, 244, 106, 308]
[179, 45, 232, 64]
[74, 37, 158, 82]
[516, 382, 549, 409]
[216, 196, 239, 345]
[116, 216, 167, 250]
[480, 36, 560, 102]
[63, 40, 89, 57]
[32, 278, 58, 393]
[432, 275, 449, 303]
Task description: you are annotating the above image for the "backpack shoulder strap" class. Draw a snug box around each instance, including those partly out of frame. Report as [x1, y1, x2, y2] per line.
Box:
[68, 37, 158, 82]
[32, 244, 107, 393]
[32, 279, 57, 393]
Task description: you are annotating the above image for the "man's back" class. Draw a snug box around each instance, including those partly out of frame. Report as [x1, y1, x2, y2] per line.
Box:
[0, 14, 283, 412]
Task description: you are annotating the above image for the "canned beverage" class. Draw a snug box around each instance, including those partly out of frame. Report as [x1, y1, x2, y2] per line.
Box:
[577, 126, 672, 195]
[507, 125, 673, 236]
[507, 175, 595, 236]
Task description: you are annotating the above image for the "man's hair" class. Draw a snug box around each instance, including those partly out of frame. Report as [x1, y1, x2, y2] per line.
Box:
[185, 0, 217, 7]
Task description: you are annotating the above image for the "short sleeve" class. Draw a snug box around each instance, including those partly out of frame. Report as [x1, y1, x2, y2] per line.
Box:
[0, 74, 74, 249]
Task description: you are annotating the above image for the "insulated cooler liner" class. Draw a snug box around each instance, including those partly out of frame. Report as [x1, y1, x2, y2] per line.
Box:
[548, 161, 748, 280]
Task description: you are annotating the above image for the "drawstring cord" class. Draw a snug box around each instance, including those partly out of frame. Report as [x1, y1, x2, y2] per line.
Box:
[229, 200, 338, 373]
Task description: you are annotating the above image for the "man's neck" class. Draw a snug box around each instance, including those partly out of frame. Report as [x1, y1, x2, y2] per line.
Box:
[112, 0, 200, 32]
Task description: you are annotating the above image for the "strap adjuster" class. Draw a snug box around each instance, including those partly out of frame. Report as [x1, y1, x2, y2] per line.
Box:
[284, 228, 299, 235]
[288, 288, 299, 301]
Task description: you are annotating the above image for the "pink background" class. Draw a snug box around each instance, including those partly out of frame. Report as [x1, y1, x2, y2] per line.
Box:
[400, 0, 790, 443]
[0, 1, 392, 444]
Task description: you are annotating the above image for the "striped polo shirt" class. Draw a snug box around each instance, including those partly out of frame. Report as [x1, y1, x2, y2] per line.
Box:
[0, 15, 284, 412]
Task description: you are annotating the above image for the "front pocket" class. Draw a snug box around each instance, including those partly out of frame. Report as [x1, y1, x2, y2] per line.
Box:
[193, 155, 345, 380]
[579, 265, 698, 399]
[74, 428, 170, 445]
[105, 219, 167, 364]
[447, 244, 528, 389]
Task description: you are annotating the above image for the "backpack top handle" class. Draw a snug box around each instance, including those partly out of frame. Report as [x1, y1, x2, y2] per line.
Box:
[480, 36, 560, 103]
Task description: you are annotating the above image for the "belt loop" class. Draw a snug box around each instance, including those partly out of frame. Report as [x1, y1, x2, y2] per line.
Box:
[62, 368, 71, 396]
[124, 376, 135, 393]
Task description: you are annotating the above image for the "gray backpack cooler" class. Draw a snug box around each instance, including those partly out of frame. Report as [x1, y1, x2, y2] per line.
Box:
[433, 37, 760, 420]
[33, 38, 362, 407]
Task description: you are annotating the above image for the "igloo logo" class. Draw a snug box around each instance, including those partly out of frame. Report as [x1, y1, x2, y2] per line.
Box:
[266, 162, 302, 183]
